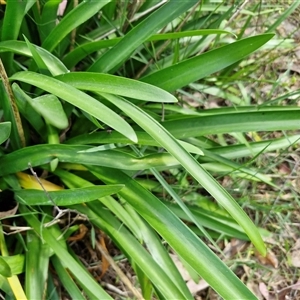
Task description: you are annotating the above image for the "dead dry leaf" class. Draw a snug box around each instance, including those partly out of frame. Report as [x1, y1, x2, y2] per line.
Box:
[255, 249, 279, 268]
[259, 282, 277, 300]
[68, 224, 88, 242]
[170, 253, 210, 295]
[187, 279, 209, 295]
[0, 190, 19, 219]
[169, 253, 191, 281]
[290, 239, 300, 268]
[223, 239, 248, 258]
[99, 234, 110, 279]
[247, 282, 264, 300]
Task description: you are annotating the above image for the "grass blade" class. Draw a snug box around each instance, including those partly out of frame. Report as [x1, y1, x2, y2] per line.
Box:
[24, 35, 51, 75]
[39, 0, 62, 43]
[163, 200, 250, 240]
[267, 2, 300, 32]
[12, 83, 46, 137]
[0, 41, 69, 75]
[0, 225, 27, 300]
[29, 94, 68, 130]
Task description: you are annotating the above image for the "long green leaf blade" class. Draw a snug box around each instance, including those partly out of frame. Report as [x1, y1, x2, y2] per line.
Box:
[10, 71, 137, 143]
[15, 185, 123, 206]
[55, 169, 193, 299]
[0, 122, 11, 144]
[0, 0, 35, 74]
[42, 0, 111, 52]
[62, 29, 234, 69]
[25, 231, 50, 300]
[0, 144, 179, 176]
[88, 0, 198, 73]
[74, 202, 189, 299]
[162, 110, 300, 138]
[51, 256, 86, 300]
[0, 41, 69, 75]
[39, 0, 62, 43]
[141, 34, 274, 92]
[88, 165, 257, 300]
[12, 83, 46, 136]
[19, 205, 113, 299]
[29, 94, 68, 130]
[56, 72, 177, 102]
[101, 93, 266, 255]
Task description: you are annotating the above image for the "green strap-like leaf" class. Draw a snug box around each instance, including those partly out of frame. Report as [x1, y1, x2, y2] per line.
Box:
[10, 71, 137, 143]
[56, 72, 177, 103]
[66, 108, 300, 147]
[29, 94, 69, 130]
[101, 93, 266, 256]
[141, 34, 274, 92]
[162, 200, 249, 240]
[39, 0, 62, 43]
[12, 83, 45, 137]
[0, 41, 69, 75]
[73, 201, 189, 299]
[25, 231, 50, 300]
[89, 0, 199, 73]
[88, 165, 257, 300]
[42, 0, 111, 53]
[0, 0, 35, 74]
[0, 144, 180, 176]
[20, 205, 113, 299]
[62, 29, 235, 69]
[162, 110, 300, 138]
[0, 255, 24, 276]
[24, 35, 50, 76]
[0, 257, 12, 277]
[15, 185, 123, 206]
[55, 169, 193, 299]
[0, 122, 11, 145]
[51, 255, 86, 300]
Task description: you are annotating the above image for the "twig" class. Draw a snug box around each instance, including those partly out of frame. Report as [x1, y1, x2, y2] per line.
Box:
[96, 235, 145, 300]
[100, 282, 130, 297]
[28, 163, 59, 210]
[27, 163, 87, 228]
[2, 225, 33, 235]
[228, 0, 250, 23]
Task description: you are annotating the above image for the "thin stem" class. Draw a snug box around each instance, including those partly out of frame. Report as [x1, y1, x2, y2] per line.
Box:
[0, 58, 26, 147]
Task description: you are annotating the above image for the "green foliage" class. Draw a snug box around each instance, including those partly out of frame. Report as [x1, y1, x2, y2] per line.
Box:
[0, 1, 299, 299]
[0, 122, 11, 144]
